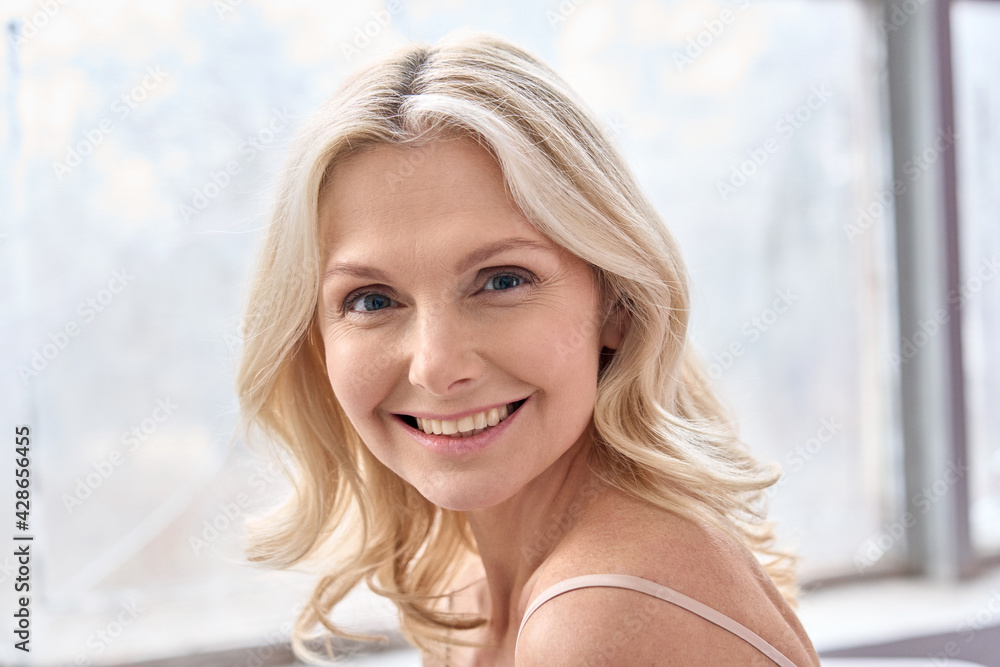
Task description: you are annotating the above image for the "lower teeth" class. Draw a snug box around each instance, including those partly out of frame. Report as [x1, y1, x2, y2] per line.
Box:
[446, 425, 491, 438]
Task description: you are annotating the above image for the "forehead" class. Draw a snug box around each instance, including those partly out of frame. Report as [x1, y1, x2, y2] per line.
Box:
[318, 137, 549, 255]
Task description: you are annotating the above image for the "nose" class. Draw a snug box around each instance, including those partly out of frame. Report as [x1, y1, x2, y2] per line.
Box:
[407, 305, 485, 396]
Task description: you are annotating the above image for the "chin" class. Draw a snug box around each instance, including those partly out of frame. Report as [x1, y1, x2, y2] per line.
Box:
[417, 475, 517, 512]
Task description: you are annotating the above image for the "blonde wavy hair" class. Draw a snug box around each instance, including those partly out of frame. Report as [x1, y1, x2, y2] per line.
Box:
[236, 30, 797, 664]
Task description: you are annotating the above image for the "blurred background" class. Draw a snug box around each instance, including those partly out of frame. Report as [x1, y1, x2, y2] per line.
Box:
[0, 0, 997, 665]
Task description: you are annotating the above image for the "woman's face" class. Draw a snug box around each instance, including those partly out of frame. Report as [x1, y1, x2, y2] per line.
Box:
[316, 136, 625, 511]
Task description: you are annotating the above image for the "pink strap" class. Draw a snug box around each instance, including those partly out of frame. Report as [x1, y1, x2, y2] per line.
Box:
[514, 573, 800, 667]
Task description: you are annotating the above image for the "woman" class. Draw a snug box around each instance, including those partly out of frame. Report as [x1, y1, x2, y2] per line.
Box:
[236, 30, 823, 666]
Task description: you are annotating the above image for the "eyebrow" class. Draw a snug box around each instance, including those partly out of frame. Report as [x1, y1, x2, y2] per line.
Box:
[322, 237, 551, 284]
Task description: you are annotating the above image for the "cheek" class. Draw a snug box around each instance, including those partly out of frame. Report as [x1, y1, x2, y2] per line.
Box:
[509, 304, 603, 396]
[322, 333, 394, 424]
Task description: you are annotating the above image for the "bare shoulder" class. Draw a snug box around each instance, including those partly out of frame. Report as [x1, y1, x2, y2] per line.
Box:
[517, 485, 820, 666]
[516, 584, 776, 666]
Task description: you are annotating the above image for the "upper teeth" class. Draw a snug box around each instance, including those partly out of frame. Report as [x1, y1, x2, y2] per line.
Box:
[416, 403, 513, 437]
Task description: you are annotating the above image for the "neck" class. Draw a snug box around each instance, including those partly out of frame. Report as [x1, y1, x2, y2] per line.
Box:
[463, 423, 608, 641]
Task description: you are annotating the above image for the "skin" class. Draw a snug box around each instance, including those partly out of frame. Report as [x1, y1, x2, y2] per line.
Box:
[316, 136, 821, 666]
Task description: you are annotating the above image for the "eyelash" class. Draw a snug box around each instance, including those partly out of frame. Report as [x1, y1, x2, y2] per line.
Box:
[340, 268, 535, 316]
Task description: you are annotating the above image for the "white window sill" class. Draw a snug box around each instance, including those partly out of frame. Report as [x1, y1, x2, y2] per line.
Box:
[796, 562, 1000, 653]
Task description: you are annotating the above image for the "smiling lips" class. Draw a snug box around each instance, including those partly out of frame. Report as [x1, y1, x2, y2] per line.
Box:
[409, 398, 527, 438]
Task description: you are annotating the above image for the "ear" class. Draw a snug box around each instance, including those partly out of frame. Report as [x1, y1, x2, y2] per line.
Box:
[599, 299, 630, 352]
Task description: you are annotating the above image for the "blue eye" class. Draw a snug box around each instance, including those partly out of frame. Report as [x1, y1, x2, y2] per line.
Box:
[345, 292, 395, 314]
[483, 271, 529, 291]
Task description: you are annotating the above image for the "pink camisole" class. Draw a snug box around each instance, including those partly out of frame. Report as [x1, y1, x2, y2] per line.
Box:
[514, 573, 800, 666]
